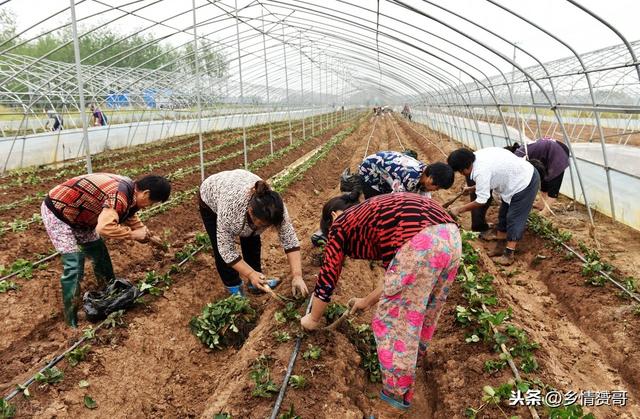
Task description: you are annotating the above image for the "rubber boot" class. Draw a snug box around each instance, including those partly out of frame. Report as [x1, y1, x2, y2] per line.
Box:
[225, 285, 245, 297]
[81, 239, 115, 287]
[60, 252, 85, 328]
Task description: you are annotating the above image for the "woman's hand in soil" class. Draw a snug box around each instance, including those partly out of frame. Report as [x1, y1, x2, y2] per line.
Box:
[249, 271, 270, 293]
[130, 227, 149, 242]
[300, 312, 322, 331]
[291, 276, 309, 297]
[349, 297, 370, 315]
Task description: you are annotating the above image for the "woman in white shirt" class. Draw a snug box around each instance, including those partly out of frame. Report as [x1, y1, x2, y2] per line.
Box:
[447, 147, 540, 265]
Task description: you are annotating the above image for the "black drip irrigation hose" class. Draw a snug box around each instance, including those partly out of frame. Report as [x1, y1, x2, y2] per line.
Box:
[2, 243, 204, 402]
[269, 297, 313, 419]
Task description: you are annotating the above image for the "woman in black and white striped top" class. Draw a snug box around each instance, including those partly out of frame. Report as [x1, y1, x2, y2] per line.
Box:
[198, 169, 308, 296]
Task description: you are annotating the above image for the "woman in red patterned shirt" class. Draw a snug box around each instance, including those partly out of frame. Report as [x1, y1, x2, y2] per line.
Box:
[301, 192, 461, 413]
[42, 173, 171, 327]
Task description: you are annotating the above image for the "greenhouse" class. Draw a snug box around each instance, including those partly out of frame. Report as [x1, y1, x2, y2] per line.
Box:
[1, 1, 639, 418]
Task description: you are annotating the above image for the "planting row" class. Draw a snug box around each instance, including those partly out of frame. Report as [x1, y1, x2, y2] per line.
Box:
[1, 120, 361, 417]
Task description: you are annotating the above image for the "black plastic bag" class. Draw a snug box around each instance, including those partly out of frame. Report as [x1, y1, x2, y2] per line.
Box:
[339, 168, 363, 193]
[83, 278, 141, 322]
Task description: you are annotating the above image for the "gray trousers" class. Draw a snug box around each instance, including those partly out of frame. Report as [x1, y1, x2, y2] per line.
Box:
[497, 170, 540, 242]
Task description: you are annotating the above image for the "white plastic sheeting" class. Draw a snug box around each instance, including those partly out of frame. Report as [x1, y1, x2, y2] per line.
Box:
[0, 108, 332, 171]
[412, 110, 640, 231]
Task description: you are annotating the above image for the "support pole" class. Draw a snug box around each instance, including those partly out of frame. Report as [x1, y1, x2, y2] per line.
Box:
[192, 0, 205, 181]
[234, 0, 248, 169]
[281, 25, 293, 145]
[69, 0, 92, 174]
[299, 32, 305, 140]
[310, 44, 315, 136]
[261, 9, 274, 155]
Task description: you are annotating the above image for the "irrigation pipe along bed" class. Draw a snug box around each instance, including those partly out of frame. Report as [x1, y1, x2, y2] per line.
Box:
[269, 296, 314, 419]
[387, 114, 406, 151]
[362, 116, 380, 159]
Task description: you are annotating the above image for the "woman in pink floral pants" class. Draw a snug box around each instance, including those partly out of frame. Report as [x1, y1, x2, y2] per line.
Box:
[301, 192, 461, 412]
[373, 223, 461, 406]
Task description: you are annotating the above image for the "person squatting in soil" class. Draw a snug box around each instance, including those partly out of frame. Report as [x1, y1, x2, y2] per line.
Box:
[357, 151, 454, 199]
[505, 137, 570, 217]
[42, 173, 171, 327]
[447, 147, 543, 266]
[313, 149, 449, 247]
[301, 192, 461, 413]
[198, 169, 309, 297]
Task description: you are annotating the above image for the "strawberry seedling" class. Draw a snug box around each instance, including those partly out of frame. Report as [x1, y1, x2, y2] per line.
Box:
[65, 344, 91, 367]
[302, 345, 321, 361]
[82, 326, 96, 340]
[0, 399, 16, 418]
[483, 357, 508, 374]
[104, 310, 127, 328]
[34, 367, 64, 385]
[250, 355, 279, 398]
[83, 395, 97, 410]
[139, 270, 173, 296]
[273, 331, 292, 343]
[274, 302, 302, 324]
[548, 404, 595, 418]
[278, 404, 301, 419]
[465, 382, 516, 418]
[0, 280, 19, 293]
[190, 295, 257, 349]
[345, 323, 381, 383]
[288, 375, 307, 389]
[324, 303, 347, 323]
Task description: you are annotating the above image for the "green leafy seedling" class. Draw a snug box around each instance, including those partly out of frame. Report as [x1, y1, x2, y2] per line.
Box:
[83, 395, 97, 410]
[82, 326, 96, 339]
[190, 295, 256, 350]
[213, 413, 232, 419]
[34, 367, 64, 385]
[302, 345, 321, 360]
[16, 383, 30, 398]
[288, 375, 307, 389]
[278, 404, 301, 419]
[273, 331, 292, 343]
[249, 355, 279, 398]
[274, 302, 302, 324]
[104, 310, 127, 328]
[0, 280, 19, 293]
[548, 404, 595, 419]
[66, 344, 91, 367]
[78, 380, 90, 388]
[0, 399, 16, 418]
